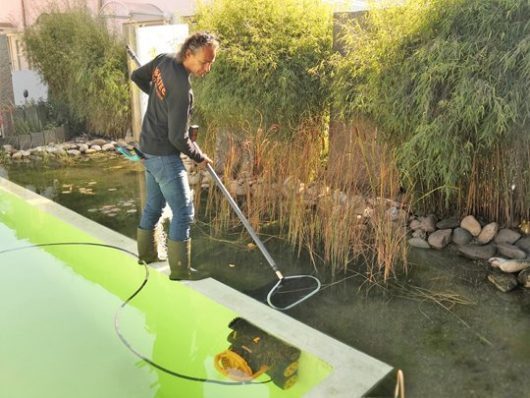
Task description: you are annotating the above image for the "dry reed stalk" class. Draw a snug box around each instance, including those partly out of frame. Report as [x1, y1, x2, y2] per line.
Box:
[205, 118, 411, 280]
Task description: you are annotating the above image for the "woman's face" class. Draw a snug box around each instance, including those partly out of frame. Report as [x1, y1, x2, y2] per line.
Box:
[183, 45, 217, 77]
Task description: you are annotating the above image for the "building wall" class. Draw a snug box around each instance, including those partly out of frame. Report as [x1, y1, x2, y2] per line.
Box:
[0, 0, 206, 28]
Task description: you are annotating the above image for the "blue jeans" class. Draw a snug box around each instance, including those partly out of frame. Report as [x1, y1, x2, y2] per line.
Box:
[139, 154, 194, 241]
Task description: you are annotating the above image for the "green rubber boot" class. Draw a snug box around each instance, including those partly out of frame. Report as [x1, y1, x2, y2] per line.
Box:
[136, 227, 161, 264]
[167, 239, 209, 281]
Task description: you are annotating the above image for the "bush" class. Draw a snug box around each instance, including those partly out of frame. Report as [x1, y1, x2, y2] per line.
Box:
[193, 0, 334, 134]
[332, 0, 530, 221]
[24, 4, 130, 138]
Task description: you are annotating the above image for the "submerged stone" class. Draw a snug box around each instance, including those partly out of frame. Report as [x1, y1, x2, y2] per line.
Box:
[428, 229, 452, 249]
[458, 244, 496, 260]
[494, 228, 521, 245]
[496, 243, 527, 260]
[408, 237, 431, 249]
[487, 272, 518, 293]
[452, 227, 472, 246]
[517, 268, 530, 288]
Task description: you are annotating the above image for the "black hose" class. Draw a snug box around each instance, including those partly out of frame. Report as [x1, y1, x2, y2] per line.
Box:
[0, 242, 271, 386]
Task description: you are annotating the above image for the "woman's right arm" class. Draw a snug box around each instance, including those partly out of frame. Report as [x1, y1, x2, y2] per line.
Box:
[131, 54, 164, 94]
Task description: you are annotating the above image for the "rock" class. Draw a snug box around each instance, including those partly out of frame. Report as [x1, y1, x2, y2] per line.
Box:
[487, 272, 518, 292]
[515, 236, 530, 255]
[461, 215, 481, 236]
[477, 222, 498, 244]
[349, 195, 367, 215]
[488, 257, 530, 273]
[408, 237, 431, 249]
[201, 172, 212, 183]
[517, 268, 530, 288]
[90, 145, 102, 151]
[412, 229, 427, 240]
[494, 228, 521, 245]
[428, 229, 452, 249]
[188, 173, 201, 185]
[64, 142, 78, 150]
[90, 138, 107, 146]
[333, 190, 348, 206]
[2, 144, 14, 153]
[436, 217, 460, 229]
[11, 151, 24, 160]
[78, 144, 89, 153]
[102, 143, 115, 151]
[409, 219, 422, 231]
[85, 148, 97, 154]
[387, 207, 408, 224]
[452, 227, 473, 246]
[496, 243, 528, 259]
[419, 214, 437, 233]
[458, 244, 496, 260]
[66, 149, 81, 156]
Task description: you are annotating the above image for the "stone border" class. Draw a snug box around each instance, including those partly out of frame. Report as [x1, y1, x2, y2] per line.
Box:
[408, 214, 530, 292]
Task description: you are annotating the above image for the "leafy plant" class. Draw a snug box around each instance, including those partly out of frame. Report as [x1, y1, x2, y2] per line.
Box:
[24, 3, 130, 138]
[193, 0, 334, 134]
[332, 0, 530, 222]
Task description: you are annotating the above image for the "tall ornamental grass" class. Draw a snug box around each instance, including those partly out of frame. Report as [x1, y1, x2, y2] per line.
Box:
[24, 4, 130, 138]
[333, 0, 530, 223]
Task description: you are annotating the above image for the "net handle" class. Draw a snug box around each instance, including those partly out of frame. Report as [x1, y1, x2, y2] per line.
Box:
[207, 164, 283, 279]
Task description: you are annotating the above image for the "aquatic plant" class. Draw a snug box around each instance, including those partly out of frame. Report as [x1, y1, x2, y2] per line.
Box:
[203, 120, 410, 280]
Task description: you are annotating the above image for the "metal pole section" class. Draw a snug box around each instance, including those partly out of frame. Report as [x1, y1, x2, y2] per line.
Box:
[206, 163, 283, 280]
[126, 45, 141, 66]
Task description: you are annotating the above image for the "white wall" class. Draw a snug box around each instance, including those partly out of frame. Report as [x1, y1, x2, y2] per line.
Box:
[135, 23, 189, 116]
[12, 69, 48, 105]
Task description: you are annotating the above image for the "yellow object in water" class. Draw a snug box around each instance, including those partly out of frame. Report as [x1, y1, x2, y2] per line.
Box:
[214, 350, 268, 381]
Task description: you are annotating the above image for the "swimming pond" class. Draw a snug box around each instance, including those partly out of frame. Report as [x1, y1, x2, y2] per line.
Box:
[0, 178, 392, 397]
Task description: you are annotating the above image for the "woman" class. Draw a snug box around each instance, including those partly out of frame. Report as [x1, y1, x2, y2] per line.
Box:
[131, 32, 219, 280]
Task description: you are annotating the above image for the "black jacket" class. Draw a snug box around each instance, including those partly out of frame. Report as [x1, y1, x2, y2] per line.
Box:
[131, 53, 205, 162]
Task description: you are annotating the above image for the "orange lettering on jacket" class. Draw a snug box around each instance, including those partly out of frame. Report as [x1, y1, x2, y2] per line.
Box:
[152, 67, 166, 100]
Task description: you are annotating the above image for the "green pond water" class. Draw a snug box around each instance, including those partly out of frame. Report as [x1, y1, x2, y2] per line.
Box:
[2, 154, 529, 398]
[0, 184, 331, 397]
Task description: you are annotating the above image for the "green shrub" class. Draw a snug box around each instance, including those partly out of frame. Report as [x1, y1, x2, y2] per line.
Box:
[24, 4, 130, 138]
[333, 0, 530, 220]
[193, 0, 334, 134]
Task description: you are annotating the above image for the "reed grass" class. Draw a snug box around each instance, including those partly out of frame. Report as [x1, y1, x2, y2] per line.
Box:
[203, 118, 411, 280]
